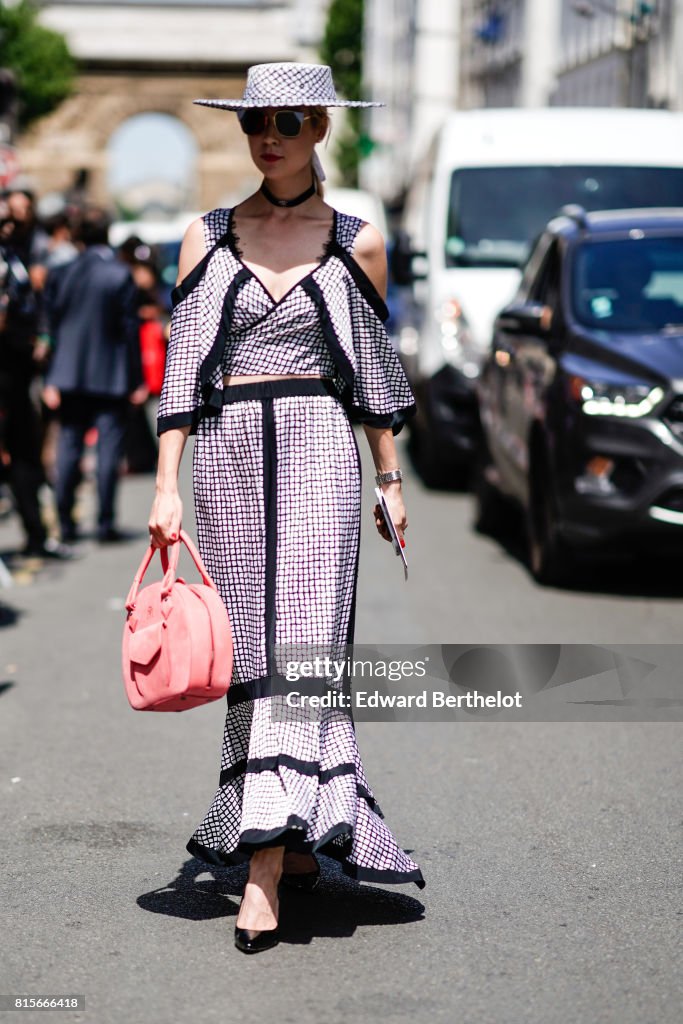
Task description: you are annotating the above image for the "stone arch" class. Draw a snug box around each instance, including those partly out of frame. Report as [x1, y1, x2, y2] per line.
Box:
[17, 69, 255, 211]
[107, 111, 199, 215]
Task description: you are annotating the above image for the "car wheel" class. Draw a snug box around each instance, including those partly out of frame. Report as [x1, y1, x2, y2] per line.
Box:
[526, 456, 570, 586]
[472, 438, 509, 537]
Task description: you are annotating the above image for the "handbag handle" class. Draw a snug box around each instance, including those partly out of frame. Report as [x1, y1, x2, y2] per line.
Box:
[125, 529, 217, 612]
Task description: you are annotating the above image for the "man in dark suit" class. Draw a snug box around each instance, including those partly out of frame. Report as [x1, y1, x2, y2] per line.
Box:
[0, 217, 67, 558]
[42, 207, 147, 543]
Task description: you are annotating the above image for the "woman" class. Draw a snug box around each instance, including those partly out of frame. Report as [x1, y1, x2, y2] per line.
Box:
[148, 62, 425, 955]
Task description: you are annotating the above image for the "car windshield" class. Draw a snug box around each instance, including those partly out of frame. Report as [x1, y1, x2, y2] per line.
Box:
[446, 166, 683, 268]
[571, 236, 683, 332]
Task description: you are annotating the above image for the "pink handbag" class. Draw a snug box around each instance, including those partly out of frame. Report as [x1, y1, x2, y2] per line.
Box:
[122, 530, 233, 711]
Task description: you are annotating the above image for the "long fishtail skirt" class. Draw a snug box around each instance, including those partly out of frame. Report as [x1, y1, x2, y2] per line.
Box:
[186, 379, 425, 889]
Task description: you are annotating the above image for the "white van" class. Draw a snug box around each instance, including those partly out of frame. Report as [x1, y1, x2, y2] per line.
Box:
[398, 108, 683, 485]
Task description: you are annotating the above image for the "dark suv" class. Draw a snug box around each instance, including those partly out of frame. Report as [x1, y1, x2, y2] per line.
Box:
[475, 208, 683, 583]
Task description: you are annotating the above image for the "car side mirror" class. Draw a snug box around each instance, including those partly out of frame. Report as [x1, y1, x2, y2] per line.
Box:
[497, 303, 550, 335]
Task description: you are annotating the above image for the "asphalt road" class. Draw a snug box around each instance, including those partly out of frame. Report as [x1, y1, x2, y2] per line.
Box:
[0, 430, 681, 1024]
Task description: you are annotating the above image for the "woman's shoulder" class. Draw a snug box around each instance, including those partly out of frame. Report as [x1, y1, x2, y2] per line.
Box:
[330, 207, 384, 258]
[175, 208, 235, 296]
[351, 221, 385, 260]
[326, 208, 387, 303]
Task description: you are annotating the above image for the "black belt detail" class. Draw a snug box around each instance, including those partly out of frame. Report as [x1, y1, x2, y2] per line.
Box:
[221, 377, 339, 403]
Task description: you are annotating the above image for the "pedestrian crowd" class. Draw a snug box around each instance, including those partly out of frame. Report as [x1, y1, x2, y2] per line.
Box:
[0, 186, 169, 564]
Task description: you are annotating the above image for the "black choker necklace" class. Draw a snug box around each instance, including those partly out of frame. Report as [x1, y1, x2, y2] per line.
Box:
[260, 179, 316, 208]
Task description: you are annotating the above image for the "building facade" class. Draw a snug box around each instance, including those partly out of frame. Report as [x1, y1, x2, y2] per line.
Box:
[552, 0, 680, 108]
[361, 0, 460, 201]
[458, 0, 683, 111]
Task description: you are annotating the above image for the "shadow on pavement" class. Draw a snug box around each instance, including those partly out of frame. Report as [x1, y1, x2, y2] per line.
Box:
[137, 856, 425, 942]
[0, 601, 21, 628]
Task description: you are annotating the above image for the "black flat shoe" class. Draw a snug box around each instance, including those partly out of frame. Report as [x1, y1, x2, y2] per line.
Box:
[280, 856, 321, 892]
[97, 527, 130, 544]
[234, 896, 280, 954]
[21, 539, 78, 561]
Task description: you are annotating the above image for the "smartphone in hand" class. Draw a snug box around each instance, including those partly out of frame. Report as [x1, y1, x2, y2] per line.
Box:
[374, 486, 408, 581]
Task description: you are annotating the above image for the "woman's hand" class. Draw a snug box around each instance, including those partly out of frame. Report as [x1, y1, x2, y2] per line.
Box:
[373, 485, 407, 546]
[148, 490, 183, 548]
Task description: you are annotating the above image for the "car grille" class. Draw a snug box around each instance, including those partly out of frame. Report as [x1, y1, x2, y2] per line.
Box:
[663, 395, 683, 440]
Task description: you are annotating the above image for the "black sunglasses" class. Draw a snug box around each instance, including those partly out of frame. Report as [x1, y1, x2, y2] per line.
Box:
[237, 109, 315, 139]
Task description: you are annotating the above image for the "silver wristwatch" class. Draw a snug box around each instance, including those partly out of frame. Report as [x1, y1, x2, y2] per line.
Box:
[375, 468, 403, 486]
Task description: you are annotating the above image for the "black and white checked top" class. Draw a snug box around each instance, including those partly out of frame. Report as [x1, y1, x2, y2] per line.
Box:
[156, 207, 417, 436]
[219, 210, 337, 379]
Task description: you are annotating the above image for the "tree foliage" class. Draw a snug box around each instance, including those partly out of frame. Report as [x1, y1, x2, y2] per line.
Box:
[0, 1, 75, 129]
[320, 0, 364, 186]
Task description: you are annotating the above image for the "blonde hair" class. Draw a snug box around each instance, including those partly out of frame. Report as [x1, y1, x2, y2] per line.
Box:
[309, 106, 330, 197]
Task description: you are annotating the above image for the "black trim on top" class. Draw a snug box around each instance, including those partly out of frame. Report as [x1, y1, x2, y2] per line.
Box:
[170, 227, 233, 309]
[299, 277, 355, 392]
[262, 398, 278, 678]
[156, 409, 198, 437]
[298, 276, 415, 437]
[347, 402, 418, 437]
[198, 266, 251, 416]
[327, 240, 390, 323]
[224, 208, 338, 315]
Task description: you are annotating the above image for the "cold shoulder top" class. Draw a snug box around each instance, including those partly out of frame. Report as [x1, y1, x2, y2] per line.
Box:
[157, 206, 416, 436]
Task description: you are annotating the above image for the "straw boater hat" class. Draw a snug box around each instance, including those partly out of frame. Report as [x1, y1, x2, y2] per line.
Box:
[194, 62, 384, 183]
[194, 62, 385, 111]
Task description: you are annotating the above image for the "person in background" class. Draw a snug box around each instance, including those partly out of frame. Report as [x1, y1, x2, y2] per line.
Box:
[0, 202, 70, 559]
[130, 254, 168, 397]
[123, 253, 165, 473]
[117, 235, 147, 268]
[33, 200, 81, 483]
[42, 206, 79, 272]
[3, 187, 50, 293]
[42, 206, 147, 543]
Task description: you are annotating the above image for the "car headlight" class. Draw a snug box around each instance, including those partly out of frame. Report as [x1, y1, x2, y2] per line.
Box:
[435, 300, 484, 379]
[567, 375, 664, 418]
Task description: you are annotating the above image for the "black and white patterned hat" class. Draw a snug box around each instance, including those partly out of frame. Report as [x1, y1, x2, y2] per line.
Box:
[194, 62, 384, 110]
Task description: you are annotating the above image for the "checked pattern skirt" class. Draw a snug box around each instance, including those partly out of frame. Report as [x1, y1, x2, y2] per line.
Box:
[185, 379, 425, 888]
